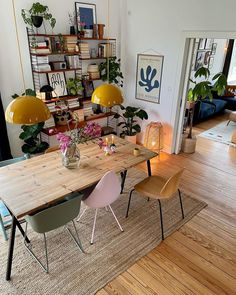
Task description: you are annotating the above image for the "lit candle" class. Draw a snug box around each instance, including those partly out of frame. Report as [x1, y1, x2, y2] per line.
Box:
[105, 137, 108, 145]
[112, 135, 114, 144]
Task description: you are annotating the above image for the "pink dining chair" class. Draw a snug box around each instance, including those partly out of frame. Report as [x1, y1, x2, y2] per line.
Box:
[77, 170, 124, 244]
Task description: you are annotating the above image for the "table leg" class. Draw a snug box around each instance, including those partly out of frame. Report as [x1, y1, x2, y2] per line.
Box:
[6, 216, 17, 281]
[147, 159, 152, 176]
[16, 218, 30, 243]
[120, 170, 127, 194]
[147, 160, 152, 202]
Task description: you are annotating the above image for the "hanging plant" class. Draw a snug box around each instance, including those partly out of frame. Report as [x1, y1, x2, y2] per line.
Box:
[21, 2, 56, 31]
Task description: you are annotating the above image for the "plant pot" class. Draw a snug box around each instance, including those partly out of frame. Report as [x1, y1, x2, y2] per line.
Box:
[31, 15, 43, 28]
[97, 24, 105, 39]
[54, 113, 71, 126]
[182, 135, 197, 153]
[125, 135, 137, 144]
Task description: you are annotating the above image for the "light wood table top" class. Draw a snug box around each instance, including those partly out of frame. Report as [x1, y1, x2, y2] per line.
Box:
[0, 135, 157, 219]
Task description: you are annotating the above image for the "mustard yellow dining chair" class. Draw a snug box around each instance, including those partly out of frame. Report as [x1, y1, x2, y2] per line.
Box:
[126, 168, 185, 240]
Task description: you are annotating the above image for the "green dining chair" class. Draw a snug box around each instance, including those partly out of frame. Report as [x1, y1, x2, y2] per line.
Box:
[24, 193, 84, 273]
[0, 154, 30, 241]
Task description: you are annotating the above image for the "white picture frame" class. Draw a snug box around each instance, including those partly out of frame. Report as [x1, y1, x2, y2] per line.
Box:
[135, 54, 164, 104]
[75, 2, 97, 32]
[48, 72, 67, 97]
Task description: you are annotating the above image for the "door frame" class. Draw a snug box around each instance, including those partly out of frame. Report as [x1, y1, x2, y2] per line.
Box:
[173, 31, 236, 154]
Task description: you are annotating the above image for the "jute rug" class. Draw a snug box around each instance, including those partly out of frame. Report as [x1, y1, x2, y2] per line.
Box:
[0, 168, 206, 295]
[198, 121, 236, 147]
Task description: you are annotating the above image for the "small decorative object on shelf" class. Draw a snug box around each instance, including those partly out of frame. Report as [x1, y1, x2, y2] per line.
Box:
[68, 12, 76, 35]
[97, 24, 105, 39]
[56, 120, 102, 168]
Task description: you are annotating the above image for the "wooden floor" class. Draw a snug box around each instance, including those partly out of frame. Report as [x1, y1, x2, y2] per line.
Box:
[98, 114, 236, 295]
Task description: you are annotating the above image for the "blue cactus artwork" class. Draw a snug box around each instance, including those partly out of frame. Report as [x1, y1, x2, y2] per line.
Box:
[139, 65, 160, 93]
[136, 54, 163, 104]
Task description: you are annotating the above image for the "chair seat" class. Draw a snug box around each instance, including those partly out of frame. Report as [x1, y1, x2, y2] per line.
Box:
[0, 200, 10, 217]
[134, 175, 168, 199]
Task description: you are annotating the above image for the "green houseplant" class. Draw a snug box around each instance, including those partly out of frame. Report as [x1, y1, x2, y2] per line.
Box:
[12, 89, 49, 154]
[114, 105, 148, 143]
[183, 66, 227, 153]
[66, 78, 83, 95]
[21, 2, 56, 31]
[99, 57, 123, 87]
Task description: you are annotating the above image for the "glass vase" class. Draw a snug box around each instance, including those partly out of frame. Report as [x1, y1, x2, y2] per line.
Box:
[62, 143, 80, 169]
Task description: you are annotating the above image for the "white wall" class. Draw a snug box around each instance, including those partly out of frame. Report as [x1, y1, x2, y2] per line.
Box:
[122, 0, 236, 153]
[0, 0, 121, 156]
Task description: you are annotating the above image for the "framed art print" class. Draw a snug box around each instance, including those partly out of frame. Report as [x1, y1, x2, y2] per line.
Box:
[135, 54, 164, 104]
[195, 51, 205, 71]
[83, 80, 94, 98]
[75, 2, 97, 31]
[48, 72, 67, 97]
[198, 38, 206, 50]
[211, 43, 217, 55]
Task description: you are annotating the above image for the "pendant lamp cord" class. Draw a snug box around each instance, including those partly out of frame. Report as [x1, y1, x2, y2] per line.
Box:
[12, 0, 26, 92]
[107, 0, 110, 84]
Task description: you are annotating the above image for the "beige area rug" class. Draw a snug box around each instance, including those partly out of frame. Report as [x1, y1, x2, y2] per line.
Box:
[198, 121, 236, 147]
[0, 168, 206, 295]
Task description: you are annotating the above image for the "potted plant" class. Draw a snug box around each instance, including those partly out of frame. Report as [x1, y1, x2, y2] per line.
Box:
[12, 89, 49, 154]
[66, 78, 83, 95]
[183, 66, 227, 153]
[99, 57, 123, 87]
[21, 2, 56, 31]
[114, 105, 148, 143]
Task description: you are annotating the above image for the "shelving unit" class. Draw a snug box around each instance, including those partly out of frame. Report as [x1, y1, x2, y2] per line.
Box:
[26, 28, 117, 143]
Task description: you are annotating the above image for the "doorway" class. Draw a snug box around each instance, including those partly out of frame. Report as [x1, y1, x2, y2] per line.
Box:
[174, 31, 236, 154]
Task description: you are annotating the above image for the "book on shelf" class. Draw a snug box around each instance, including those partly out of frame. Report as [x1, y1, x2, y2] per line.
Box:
[30, 47, 51, 54]
[65, 55, 80, 69]
[44, 116, 56, 128]
[33, 63, 51, 71]
[73, 109, 84, 122]
[31, 55, 49, 64]
[98, 42, 116, 58]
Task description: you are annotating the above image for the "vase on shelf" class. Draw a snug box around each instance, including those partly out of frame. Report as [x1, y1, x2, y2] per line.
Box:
[62, 143, 80, 169]
[70, 26, 76, 35]
[97, 24, 105, 39]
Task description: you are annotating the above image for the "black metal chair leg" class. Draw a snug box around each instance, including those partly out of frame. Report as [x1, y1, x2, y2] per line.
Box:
[120, 170, 127, 194]
[6, 216, 17, 281]
[178, 189, 185, 219]
[158, 199, 164, 240]
[126, 189, 135, 218]
[147, 160, 152, 176]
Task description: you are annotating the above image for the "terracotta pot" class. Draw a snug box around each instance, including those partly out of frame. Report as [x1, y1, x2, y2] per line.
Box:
[97, 24, 105, 39]
[125, 135, 137, 144]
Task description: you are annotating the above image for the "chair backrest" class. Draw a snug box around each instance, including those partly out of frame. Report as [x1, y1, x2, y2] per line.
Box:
[83, 170, 121, 208]
[0, 154, 29, 167]
[160, 168, 184, 198]
[44, 146, 59, 154]
[26, 195, 82, 234]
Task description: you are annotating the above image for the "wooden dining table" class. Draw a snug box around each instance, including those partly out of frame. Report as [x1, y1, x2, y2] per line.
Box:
[0, 135, 157, 280]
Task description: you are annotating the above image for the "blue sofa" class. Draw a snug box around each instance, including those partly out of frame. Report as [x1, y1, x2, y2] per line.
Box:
[193, 99, 227, 123]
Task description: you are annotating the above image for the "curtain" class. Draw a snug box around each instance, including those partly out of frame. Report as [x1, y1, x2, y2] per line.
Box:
[0, 93, 12, 160]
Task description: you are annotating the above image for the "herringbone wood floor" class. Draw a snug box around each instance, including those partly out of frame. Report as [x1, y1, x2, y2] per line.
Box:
[98, 113, 236, 295]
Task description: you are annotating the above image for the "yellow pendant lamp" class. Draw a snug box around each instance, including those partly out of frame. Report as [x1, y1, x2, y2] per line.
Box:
[5, 96, 51, 124]
[91, 0, 123, 107]
[5, 0, 50, 125]
[92, 84, 123, 107]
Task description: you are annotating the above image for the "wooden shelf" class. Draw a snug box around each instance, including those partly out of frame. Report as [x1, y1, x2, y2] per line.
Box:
[43, 112, 115, 135]
[33, 68, 81, 74]
[28, 34, 116, 41]
[43, 95, 83, 104]
[31, 51, 80, 56]
[80, 57, 106, 60]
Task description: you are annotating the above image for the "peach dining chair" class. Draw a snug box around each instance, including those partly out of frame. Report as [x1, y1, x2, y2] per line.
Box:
[77, 170, 124, 244]
[126, 168, 185, 240]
